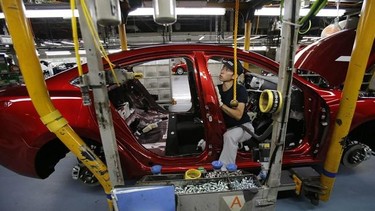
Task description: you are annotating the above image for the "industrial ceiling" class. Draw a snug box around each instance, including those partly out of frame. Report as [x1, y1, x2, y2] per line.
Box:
[0, 0, 364, 54]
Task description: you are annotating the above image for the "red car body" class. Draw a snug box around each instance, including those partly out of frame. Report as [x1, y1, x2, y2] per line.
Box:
[0, 29, 374, 180]
[171, 62, 187, 75]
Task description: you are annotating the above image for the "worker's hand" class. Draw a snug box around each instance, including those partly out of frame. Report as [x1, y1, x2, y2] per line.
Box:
[215, 86, 223, 107]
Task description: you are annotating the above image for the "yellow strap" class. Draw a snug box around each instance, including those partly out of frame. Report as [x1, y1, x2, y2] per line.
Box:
[40, 110, 68, 133]
[40, 110, 62, 124]
[46, 118, 69, 133]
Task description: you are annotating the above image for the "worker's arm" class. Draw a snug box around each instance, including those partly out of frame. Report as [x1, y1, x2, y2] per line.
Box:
[220, 102, 245, 121]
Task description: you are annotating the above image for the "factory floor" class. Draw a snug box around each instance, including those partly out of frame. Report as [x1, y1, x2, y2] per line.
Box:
[0, 152, 374, 211]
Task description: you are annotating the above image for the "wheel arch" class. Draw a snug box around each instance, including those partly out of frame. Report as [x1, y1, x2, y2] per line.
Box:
[34, 136, 101, 179]
[349, 120, 375, 150]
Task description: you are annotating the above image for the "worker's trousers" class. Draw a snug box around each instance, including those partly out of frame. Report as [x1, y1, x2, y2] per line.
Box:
[219, 122, 254, 170]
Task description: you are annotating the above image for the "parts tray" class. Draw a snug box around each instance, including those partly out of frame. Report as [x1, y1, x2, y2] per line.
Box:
[137, 173, 261, 194]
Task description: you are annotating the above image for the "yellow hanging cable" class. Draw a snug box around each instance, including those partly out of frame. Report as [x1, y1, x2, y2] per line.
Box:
[79, 0, 120, 85]
[70, 0, 83, 76]
[232, 0, 239, 104]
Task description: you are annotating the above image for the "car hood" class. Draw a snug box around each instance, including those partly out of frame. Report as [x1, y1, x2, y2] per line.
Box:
[295, 29, 375, 87]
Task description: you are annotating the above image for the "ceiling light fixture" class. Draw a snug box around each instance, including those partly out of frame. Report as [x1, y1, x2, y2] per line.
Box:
[0, 7, 225, 19]
[128, 7, 226, 16]
[238, 46, 268, 51]
[237, 36, 245, 41]
[61, 41, 75, 45]
[45, 51, 71, 56]
[43, 41, 62, 46]
[255, 8, 346, 17]
[0, 7, 343, 19]
[107, 49, 122, 54]
[0, 9, 79, 19]
[176, 8, 226, 16]
[250, 46, 267, 51]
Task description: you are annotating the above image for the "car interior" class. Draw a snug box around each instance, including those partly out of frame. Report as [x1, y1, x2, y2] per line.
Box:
[106, 55, 308, 159]
[241, 70, 306, 151]
[108, 58, 204, 157]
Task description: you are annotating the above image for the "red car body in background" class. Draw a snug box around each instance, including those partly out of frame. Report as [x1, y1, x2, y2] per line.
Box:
[171, 62, 187, 75]
[0, 29, 374, 182]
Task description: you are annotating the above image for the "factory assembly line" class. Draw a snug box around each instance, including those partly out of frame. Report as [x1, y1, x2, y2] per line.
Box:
[0, 0, 374, 210]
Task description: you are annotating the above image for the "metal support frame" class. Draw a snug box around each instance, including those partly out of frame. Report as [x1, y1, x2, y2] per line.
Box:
[256, 0, 301, 209]
[76, 0, 124, 187]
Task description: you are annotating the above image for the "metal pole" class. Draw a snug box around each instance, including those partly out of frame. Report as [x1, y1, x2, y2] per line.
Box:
[320, 0, 375, 201]
[243, 19, 251, 70]
[258, 0, 300, 208]
[118, 24, 128, 51]
[76, 0, 124, 187]
[244, 20, 251, 51]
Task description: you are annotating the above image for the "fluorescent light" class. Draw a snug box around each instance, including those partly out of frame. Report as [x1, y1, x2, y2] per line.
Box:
[45, 51, 71, 56]
[250, 36, 261, 40]
[43, 41, 61, 46]
[1, 7, 224, 19]
[0, 36, 12, 44]
[128, 7, 225, 16]
[128, 8, 154, 16]
[255, 8, 345, 17]
[237, 36, 245, 41]
[250, 46, 267, 51]
[255, 8, 281, 16]
[238, 46, 267, 51]
[312, 9, 346, 17]
[176, 8, 225, 16]
[61, 41, 75, 45]
[0, 9, 78, 19]
[108, 49, 122, 54]
[0, 7, 342, 19]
